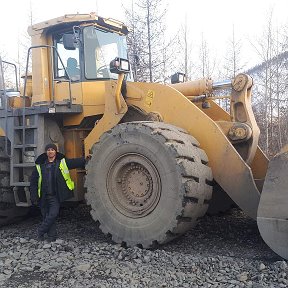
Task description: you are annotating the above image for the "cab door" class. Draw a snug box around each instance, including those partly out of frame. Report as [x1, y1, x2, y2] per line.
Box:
[53, 33, 83, 105]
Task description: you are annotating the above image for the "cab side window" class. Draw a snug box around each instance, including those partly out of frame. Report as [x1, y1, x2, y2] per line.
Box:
[54, 34, 80, 81]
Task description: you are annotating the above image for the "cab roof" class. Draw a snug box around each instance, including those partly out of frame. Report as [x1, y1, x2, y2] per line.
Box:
[28, 13, 129, 36]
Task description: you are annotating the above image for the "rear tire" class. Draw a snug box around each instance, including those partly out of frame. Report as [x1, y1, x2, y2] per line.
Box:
[85, 122, 213, 247]
[0, 137, 28, 226]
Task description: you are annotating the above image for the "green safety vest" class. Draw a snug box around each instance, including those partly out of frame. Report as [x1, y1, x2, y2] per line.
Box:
[35, 158, 75, 198]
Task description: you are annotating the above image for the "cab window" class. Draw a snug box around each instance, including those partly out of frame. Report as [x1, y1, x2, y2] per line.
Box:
[54, 34, 80, 81]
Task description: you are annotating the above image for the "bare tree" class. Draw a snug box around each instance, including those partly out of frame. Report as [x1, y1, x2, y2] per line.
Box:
[222, 26, 246, 79]
[175, 16, 195, 81]
[159, 32, 177, 83]
[198, 34, 217, 79]
[125, 1, 146, 81]
[216, 27, 246, 111]
[249, 10, 288, 156]
[10, 0, 36, 91]
[124, 0, 168, 82]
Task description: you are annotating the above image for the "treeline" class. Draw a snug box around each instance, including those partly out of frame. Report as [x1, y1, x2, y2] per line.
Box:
[123, 1, 288, 157]
[1, 1, 288, 157]
[124, 0, 246, 82]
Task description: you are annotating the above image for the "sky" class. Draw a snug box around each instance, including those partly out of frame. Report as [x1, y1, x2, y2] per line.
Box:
[1, 0, 287, 73]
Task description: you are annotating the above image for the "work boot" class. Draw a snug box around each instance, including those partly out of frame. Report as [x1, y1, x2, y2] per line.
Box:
[47, 236, 56, 243]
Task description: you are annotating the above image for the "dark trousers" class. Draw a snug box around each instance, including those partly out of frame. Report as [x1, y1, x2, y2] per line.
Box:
[38, 195, 60, 239]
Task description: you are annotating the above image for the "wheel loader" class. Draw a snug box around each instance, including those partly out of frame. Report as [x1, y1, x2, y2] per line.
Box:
[0, 13, 287, 260]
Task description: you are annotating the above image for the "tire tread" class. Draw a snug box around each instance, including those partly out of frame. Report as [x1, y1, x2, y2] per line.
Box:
[85, 122, 213, 247]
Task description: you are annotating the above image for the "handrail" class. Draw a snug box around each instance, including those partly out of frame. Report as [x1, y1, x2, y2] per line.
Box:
[21, 45, 73, 162]
[23, 45, 72, 108]
[0, 57, 12, 157]
[2, 60, 19, 91]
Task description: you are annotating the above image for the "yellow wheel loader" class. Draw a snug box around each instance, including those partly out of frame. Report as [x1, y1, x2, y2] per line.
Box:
[0, 13, 286, 259]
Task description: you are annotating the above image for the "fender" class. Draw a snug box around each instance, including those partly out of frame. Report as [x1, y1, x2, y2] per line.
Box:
[125, 81, 260, 219]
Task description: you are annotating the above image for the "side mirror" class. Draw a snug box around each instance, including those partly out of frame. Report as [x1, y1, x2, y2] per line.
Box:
[110, 57, 130, 74]
[171, 72, 186, 84]
[63, 34, 76, 50]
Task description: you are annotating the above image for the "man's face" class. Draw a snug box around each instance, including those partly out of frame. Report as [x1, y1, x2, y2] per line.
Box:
[46, 148, 56, 159]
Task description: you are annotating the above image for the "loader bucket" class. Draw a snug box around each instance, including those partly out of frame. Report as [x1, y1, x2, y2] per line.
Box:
[257, 148, 288, 260]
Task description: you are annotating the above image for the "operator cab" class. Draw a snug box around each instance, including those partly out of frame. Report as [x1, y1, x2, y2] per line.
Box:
[26, 13, 131, 108]
[54, 23, 131, 82]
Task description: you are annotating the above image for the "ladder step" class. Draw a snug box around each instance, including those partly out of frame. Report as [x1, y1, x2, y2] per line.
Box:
[11, 182, 30, 187]
[16, 202, 31, 207]
[14, 144, 37, 149]
[13, 125, 38, 130]
[13, 163, 35, 168]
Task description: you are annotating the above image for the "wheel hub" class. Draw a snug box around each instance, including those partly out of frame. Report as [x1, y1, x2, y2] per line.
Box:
[107, 153, 161, 218]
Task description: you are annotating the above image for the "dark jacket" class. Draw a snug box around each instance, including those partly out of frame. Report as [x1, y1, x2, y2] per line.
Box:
[30, 152, 85, 205]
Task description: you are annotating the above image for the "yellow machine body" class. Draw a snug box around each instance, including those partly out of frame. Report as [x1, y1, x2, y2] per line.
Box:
[0, 13, 286, 260]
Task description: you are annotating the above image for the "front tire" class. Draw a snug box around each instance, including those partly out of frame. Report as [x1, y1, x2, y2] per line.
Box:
[85, 122, 213, 247]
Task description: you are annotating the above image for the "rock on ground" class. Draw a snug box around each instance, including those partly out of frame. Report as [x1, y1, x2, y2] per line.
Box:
[0, 205, 287, 288]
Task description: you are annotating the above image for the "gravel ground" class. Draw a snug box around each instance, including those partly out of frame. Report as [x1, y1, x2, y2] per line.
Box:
[0, 205, 287, 288]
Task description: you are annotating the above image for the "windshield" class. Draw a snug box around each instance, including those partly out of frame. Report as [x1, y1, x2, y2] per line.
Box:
[83, 26, 129, 80]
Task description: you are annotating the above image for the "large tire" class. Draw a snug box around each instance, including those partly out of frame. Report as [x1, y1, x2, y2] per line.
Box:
[85, 122, 213, 248]
[0, 137, 28, 226]
[0, 137, 13, 203]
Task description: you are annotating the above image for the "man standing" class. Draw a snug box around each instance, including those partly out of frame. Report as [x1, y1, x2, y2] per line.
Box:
[30, 143, 86, 241]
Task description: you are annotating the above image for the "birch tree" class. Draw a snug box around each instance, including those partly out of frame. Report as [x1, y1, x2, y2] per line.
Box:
[198, 34, 217, 79]
[222, 26, 246, 79]
[175, 16, 194, 80]
[249, 11, 288, 156]
[124, 0, 169, 82]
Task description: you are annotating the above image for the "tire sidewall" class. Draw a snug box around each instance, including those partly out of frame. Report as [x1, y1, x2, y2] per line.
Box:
[87, 125, 184, 242]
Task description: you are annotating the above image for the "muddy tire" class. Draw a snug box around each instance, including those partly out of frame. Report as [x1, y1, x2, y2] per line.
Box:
[85, 122, 213, 247]
[0, 137, 28, 226]
[0, 137, 12, 202]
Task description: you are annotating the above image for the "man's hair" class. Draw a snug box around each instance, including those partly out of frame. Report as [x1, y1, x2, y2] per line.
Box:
[45, 143, 58, 152]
